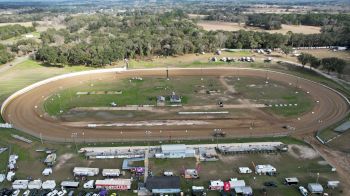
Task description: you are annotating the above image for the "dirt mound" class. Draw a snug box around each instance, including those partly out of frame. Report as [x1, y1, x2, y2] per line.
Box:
[289, 144, 319, 159]
[55, 153, 74, 170]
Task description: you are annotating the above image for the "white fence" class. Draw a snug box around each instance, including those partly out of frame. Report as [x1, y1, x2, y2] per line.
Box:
[0, 123, 13, 128]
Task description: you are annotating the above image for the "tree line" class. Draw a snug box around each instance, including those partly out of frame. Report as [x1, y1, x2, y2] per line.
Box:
[0, 44, 14, 64]
[32, 12, 349, 67]
[297, 53, 347, 75]
[0, 24, 35, 40]
[205, 13, 350, 27]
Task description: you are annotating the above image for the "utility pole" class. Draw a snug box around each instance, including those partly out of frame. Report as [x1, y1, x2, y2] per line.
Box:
[166, 67, 169, 80]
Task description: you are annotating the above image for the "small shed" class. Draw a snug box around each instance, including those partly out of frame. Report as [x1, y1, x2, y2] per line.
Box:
[327, 181, 340, 189]
[284, 177, 299, 185]
[308, 183, 323, 193]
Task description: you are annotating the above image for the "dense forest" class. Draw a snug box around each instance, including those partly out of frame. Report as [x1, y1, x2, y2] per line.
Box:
[0, 24, 35, 40]
[206, 13, 350, 28]
[33, 12, 349, 66]
[0, 11, 348, 66]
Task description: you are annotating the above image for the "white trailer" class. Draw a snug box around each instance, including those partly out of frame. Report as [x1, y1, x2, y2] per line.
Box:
[0, 174, 5, 183]
[28, 180, 42, 189]
[73, 167, 99, 177]
[255, 164, 276, 175]
[6, 171, 15, 181]
[102, 169, 121, 177]
[238, 167, 252, 174]
[12, 180, 29, 190]
[83, 180, 95, 189]
[42, 180, 56, 190]
[95, 179, 131, 190]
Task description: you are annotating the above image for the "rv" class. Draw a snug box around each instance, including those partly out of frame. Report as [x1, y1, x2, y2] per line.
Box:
[73, 167, 99, 177]
[12, 180, 29, 189]
[28, 180, 42, 189]
[238, 167, 252, 174]
[102, 169, 120, 177]
[42, 180, 56, 190]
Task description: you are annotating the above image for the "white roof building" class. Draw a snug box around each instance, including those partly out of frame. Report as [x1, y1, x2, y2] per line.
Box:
[156, 144, 196, 158]
[308, 183, 323, 193]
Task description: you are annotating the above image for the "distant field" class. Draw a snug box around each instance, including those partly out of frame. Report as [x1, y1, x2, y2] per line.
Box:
[0, 22, 33, 27]
[197, 21, 321, 34]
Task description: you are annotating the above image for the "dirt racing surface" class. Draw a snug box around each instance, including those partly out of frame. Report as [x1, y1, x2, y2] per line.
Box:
[2, 68, 349, 142]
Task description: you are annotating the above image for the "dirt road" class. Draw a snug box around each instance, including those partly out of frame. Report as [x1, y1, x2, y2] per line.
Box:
[1, 68, 348, 142]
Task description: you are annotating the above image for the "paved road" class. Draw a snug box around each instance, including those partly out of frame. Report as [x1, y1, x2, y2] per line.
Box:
[1, 68, 348, 142]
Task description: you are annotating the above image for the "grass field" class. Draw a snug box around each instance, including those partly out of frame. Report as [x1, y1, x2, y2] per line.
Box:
[43, 74, 313, 118]
[197, 21, 321, 34]
[0, 60, 94, 104]
[232, 76, 314, 116]
[0, 127, 342, 195]
[148, 151, 341, 195]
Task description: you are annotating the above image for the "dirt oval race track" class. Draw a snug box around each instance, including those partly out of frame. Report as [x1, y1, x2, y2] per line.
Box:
[1, 68, 349, 142]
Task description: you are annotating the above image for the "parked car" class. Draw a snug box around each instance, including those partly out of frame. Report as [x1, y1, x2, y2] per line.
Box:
[298, 186, 308, 196]
[22, 190, 30, 196]
[11, 190, 20, 196]
[264, 181, 277, 187]
[67, 190, 74, 196]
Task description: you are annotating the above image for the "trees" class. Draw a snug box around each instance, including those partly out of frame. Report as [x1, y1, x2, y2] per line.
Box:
[321, 57, 347, 75]
[297, 53, 310, 68]
[310, 57, 321, 69]
[0, 24, 35, 40]
[0, 44, 14, 64]
[281, 45, 293, 56]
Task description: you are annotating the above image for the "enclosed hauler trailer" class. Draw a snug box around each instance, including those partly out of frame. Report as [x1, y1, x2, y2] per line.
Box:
[73, 167, 99, 177]
[95, 178, 131, 190]
[12, 180, 29, 189]
[42, 180, 56, 190]
[28, 180, 42, 189]
[102, 169, 121, 177]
